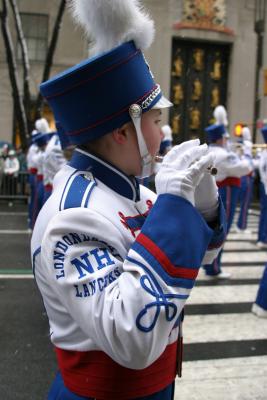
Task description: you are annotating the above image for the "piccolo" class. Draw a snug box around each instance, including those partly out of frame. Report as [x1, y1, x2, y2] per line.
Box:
[154, 155, 217, 176]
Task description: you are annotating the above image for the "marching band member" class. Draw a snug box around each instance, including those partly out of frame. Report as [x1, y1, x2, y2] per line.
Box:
[27, 131, 39, 229]
[253, 127, 267, 316]
[252, 265, 267, 318]
[203, 123, 252, 279]
[43, 132, 67, 203]
[235, 126, 255, 233]
[31, 118, 51, 227]
[31, 1, 226, 399]
[257, 126, 267, 248]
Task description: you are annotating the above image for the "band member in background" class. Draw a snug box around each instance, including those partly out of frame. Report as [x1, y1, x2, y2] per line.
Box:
[235, 126, 255, 233]
[202, 123, 252, 279]
[257, 126, 267, 248]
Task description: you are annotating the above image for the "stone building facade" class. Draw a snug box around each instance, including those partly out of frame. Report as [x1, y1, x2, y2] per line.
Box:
[0, 0, 267, 144]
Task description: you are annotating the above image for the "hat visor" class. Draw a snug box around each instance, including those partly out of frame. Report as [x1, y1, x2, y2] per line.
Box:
[152, 95, 173, 109]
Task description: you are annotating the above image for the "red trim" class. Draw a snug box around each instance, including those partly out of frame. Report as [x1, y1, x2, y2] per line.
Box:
[29, 168, 37, 174]
[36, 174, 43, 182]
[45, 50, 140, 100]
[136, 233, 198, 280]
[217, 177, 241, 188]
[55, 341, 177, 399]
[44, 184, 53, 191]
[67, 85, 158, 136]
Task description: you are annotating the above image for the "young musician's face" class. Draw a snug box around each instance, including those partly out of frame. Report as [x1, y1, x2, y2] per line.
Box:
[122, 108, 163, 176]
[141, 109, 163, 158]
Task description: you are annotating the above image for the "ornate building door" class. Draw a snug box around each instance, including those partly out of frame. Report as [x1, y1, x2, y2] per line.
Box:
[169, 39, 230, 143]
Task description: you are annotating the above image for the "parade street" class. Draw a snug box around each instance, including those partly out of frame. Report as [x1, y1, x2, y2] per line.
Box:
[0, 201, 266, 400]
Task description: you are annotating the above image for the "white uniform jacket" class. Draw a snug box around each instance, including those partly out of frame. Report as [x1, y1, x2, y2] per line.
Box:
[209, 144, 252, 185]
[26, 143, 39, 173]
[259, 149, 267, 194]
[31, 148, 226, 399]
[43, 134, 66, 187]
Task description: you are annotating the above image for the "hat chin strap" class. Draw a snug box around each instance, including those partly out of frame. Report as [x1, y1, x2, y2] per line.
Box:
[130, 112, 153, 179]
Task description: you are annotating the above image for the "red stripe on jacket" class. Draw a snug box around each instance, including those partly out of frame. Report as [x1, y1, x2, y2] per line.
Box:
[136, 233, 198, 280]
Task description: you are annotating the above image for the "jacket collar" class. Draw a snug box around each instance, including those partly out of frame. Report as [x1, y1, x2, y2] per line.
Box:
[68, 148, 140, 202]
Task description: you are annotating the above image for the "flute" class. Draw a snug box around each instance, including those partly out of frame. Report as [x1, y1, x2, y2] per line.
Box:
[154, 155, 217, 176]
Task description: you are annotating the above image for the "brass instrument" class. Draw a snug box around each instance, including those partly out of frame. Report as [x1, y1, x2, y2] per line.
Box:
[233, 143, 267, 149]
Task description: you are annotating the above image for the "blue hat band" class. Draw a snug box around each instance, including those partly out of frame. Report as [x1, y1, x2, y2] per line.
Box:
[40, 41, 162, 146]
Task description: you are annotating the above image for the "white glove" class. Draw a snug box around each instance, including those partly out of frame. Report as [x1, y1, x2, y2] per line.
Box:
[155, 139, 214, 206]
[194, 165, 219, 222]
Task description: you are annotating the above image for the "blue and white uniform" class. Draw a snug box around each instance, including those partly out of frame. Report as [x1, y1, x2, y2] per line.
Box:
[236, 129, 255, 231]
[258, 148, 267, 244]
[31, 148, 225, 399]
[252, 126, 267, 317]
[43, 133, 66, 203]
[208, 144, 251, 232]
[203, 125, 251, 277]
[27, 142, 39, 228]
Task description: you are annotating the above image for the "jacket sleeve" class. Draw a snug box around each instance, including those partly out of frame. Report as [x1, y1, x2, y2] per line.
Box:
[218, 152, 252, 177]
[41, 194, 216, 369]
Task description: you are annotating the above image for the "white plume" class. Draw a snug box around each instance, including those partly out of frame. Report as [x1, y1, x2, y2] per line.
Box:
[161, 125, 173, 141]
[35, 118, 50, 134]
[213, 105, 228, 127]
[242, 126, 251, 141]
[70, 0, 155, 55]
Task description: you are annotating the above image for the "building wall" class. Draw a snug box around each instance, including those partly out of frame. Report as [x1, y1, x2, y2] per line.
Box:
[0, 0, 266, 144]
[143, 0, 262, 142]
[0, 0, 87, 143]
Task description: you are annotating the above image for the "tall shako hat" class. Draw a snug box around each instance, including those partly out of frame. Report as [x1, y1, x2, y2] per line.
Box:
[34, 118, 51, 147]
[39, 0, 172, 178]
[261, 126, 267, 143]
[56, 121, 70, 150]
[205, 124, 226, 143]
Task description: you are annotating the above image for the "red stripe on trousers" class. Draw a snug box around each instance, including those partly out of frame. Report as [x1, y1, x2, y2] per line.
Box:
[217, 177, 241, 188]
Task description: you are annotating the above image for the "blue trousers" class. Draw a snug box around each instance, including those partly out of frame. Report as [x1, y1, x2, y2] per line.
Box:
[237, 175, 254, 230]
[258, 182, 267, 243]
[48, 372, 175, 400]
[255, 265, 267, 310]
[203, 185, 240, 276]
[32, 179, 44, 228]
[43, 187, 52, 205]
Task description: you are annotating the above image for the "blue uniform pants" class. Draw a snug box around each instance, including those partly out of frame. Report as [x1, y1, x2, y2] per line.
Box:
[48, 372, 175, 400]
[203, 185, 240, 276]
[237, 175, 254, 230]
[255, 264, 267, 310]
[258, 182, 267, 243]
[32, 179, 44, 228]
[43, 187, 52, 205]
